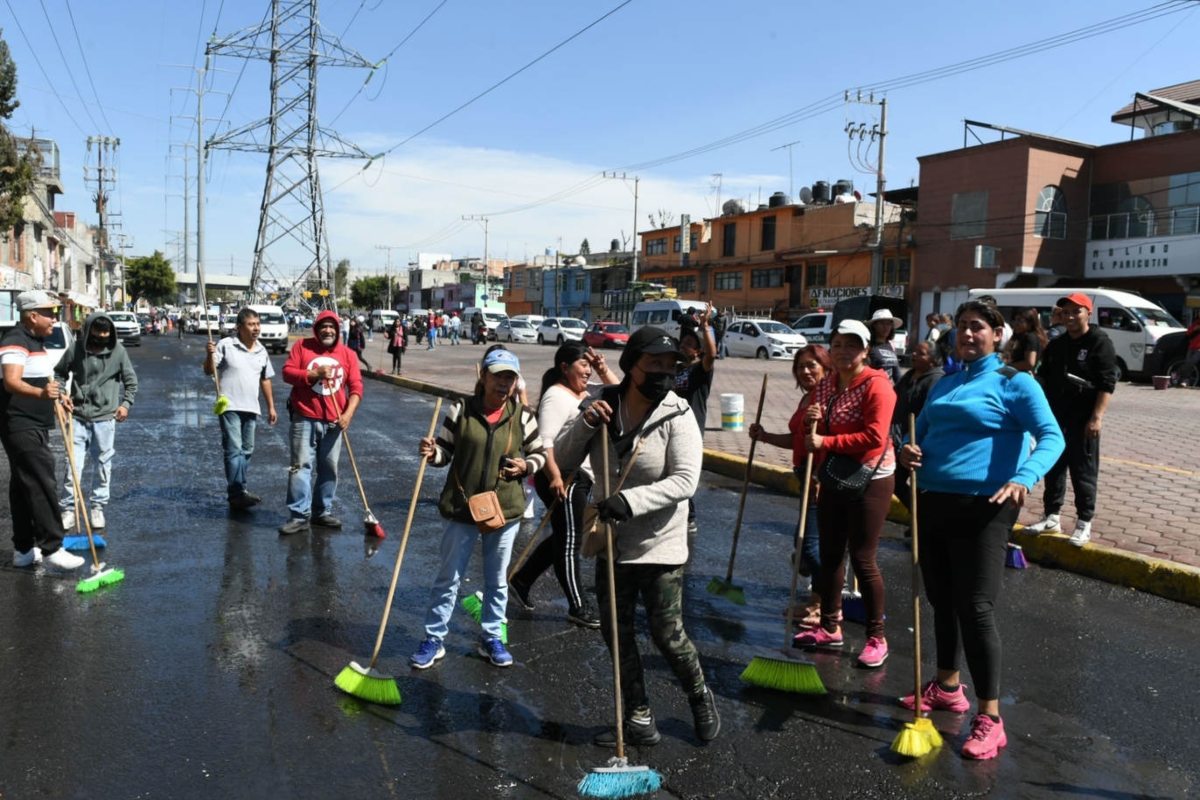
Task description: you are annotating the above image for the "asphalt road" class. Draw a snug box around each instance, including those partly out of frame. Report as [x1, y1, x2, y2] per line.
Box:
[0, 334, 1195, 799]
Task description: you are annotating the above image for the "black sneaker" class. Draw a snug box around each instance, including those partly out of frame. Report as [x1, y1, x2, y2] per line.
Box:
[229, 494, 256, 511]
[567, 606, 601, 629]
[243, 492, 263, 506]
[689, 686, 721, 742]
[278, 518, 310, 536]
[312, 514, 342, 529]
[593, 709, 661, 747]
[509, 581, 535, 611]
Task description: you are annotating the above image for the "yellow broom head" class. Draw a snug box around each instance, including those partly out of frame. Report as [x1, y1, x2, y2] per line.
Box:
[213, 395, 231, 415]
[890, 717, 942, 758]
[912, 715, 943, 748]
[333, 661, 401, 706]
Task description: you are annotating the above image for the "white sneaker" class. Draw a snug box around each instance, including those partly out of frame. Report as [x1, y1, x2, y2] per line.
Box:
[61, 509, 75, 530]
[43, 548, 85, 570]
[1025, 514, 1061, 534]
[12, 547, 42, 567]
[1069, 521, 1092, 547]
[90, 507, 106, 529]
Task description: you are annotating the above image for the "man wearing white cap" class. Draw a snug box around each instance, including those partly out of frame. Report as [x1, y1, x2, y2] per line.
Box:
[1, 291, 85, 569]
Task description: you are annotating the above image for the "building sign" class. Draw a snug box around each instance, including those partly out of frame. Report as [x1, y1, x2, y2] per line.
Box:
[1085, 237, 1199, 279]
[810, 284, 905, 308]
[679, 214, 691, 266]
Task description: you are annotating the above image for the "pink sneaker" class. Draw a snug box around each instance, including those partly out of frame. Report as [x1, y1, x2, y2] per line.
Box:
[792, 626, 843, 648]
[961, 713, 1007, 760]
[900, 680, 971, 713]
[856, 636, 888, 668]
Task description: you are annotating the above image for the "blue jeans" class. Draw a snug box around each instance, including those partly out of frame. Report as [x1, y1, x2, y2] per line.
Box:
[286, 417, 342, 520]
[449, 327, 460, 345]
[423, 519, 519, 641]
[427, 328, 437, 349]
[219, 410, 258, 499]
[61, 417, 115, 510]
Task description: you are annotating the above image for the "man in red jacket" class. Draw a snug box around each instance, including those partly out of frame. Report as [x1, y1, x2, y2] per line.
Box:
[278, 310, 363, 535]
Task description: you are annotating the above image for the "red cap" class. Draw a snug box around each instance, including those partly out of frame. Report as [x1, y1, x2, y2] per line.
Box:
[1056, 292, 1093, 312]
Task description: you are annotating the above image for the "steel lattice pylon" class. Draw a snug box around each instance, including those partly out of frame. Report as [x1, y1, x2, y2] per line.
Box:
[208, 0, 374, 309]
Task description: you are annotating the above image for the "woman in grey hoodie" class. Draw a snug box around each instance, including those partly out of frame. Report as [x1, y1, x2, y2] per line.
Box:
[554, 326, 719, 748]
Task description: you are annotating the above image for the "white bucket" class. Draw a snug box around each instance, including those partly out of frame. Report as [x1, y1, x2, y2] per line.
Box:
[720, 393, 745, 431]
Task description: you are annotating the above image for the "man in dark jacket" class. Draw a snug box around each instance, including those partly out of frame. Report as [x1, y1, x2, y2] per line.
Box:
[1027, 293, 1120, 546]
[55, 312, 138, 531]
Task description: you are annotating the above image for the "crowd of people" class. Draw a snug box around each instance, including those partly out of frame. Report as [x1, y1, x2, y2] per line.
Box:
[2, 289, 1120, 763]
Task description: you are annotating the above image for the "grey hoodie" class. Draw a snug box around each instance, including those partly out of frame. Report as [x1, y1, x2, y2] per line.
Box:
[555, 385, 700, 566]
[55, 311, 138, 422]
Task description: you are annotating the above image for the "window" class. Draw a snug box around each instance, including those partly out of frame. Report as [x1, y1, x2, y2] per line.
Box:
[513, 272, 524, 289]
[649, 310, 670, 325]
[722, 222, 737, 257]
[951, 191, 988, 239]
[805, 262, 827, 288]
[646, 237, 667, 256]
[1035, 186, 1067, 239]
[760, 215, 776, 251]
[750, 268, 784, 288]
[714, 270, 742, 290]
[672, 232, 699, 252]
[672, 276, 696, 294]
[882, 257, 911, 285]
[575, 274, 585, 292]
[1097, 307, 1137, 331]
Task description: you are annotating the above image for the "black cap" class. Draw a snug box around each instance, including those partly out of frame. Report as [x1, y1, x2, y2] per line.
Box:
[619, 326, 680, 373]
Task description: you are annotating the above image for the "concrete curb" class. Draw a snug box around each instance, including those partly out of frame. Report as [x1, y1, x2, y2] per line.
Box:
[365, 371, 1200, 608]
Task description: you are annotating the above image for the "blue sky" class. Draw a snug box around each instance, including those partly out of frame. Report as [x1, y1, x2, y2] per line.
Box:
[2, 0, 1198, 284]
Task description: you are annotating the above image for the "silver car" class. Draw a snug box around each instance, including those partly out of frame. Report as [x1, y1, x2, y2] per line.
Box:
[497, 318, 538, 344]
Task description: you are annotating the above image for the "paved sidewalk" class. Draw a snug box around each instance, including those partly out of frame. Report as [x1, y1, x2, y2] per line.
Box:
[356, 333, 1200, 569]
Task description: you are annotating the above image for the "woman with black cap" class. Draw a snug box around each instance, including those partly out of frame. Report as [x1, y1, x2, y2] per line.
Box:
[554, 326, 719, 746]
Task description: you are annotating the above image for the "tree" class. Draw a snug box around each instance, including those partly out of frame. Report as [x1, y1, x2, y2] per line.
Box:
[350, 275, 392, 310]
[335, 258, 350, 299]
[579, 238, 590, 255]
[649, 209, 676, 229]
[0, 31, 37, 237]
[125, 251, 176, 306]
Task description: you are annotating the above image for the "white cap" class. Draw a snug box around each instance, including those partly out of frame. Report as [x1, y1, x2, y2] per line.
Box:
[835, 319, 871, 348]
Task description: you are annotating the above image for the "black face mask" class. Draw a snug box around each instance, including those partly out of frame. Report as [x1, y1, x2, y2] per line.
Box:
[635, 371, 675, 402]
[88, 334, 112, 349]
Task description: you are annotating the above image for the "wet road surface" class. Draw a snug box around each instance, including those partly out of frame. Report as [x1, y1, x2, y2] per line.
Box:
[0, 334, 1195, 799]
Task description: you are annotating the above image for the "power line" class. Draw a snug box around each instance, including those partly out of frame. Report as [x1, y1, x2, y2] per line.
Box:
[62, 0, 115, 133]
[2, 0, 86, 135]
[34, 0, 105, 132]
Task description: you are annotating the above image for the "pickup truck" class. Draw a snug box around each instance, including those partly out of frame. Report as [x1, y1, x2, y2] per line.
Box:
[790, 311, 833, 344]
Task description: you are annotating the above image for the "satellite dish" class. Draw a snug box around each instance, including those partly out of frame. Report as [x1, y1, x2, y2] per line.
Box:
[799, 186, 813, 204]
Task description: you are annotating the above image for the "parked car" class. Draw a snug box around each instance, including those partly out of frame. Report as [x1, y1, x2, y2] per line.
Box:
[722, 318, 806, 360]
[107, 311, 142, 347]
[790, 311, 833, 344]
[496, 318, 538, 344]
[583, 321, 630, 349]
[536, 317, 587, 345]
[220, 315, 237, 337]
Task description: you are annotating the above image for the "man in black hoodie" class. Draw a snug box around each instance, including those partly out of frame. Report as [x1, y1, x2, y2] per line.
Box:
[55, 311, 138, 531]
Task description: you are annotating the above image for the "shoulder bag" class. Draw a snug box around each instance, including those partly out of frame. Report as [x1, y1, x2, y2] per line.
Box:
[816, 390, 887, 497]
[454, 410, 516, 534]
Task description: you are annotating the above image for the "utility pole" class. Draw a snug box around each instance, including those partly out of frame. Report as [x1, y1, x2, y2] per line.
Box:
[461, 215, 490, 308]
[374, 244, 401, 309]
[602, 171, 640, 283]
[84, 135, 119, 307]
[771, 139, 802, 199]
[197, 51, 208, 311]
[845, 91, 888, 293]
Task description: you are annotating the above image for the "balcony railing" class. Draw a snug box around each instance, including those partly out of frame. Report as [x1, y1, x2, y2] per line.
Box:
[1089, 206, 1200, 240]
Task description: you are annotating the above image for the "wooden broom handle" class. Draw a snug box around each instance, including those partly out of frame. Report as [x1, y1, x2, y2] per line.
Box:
[600, 423, 626, 760]
[723, 373, 768, 582]
[909, 413, 923, 722]
[783, 420, 816, 642]
[326, 387, 370, 511]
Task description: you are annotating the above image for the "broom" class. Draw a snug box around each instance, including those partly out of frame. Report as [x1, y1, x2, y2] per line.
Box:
[891, 414, 943, 757]
[740, 420, 825, 694]
[55, 402, 123, 593]
[706, 373, 768, 606]
[334, 397, 442, 706]
[579, 424, 663, 799]
[327, 387, 385, 539]
[60, 375, 106, 549]
[198, 272, 230, 415]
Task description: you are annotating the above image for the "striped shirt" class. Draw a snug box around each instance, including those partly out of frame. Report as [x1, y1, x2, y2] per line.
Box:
[431, 397, 546, 476]
[0, 325, 57, 432]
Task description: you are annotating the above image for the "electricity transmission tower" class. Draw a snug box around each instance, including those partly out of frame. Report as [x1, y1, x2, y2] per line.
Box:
[207, 0, 375, 309]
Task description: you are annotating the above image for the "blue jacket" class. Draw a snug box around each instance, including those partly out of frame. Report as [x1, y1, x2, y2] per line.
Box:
[914, 354, 1063, 495]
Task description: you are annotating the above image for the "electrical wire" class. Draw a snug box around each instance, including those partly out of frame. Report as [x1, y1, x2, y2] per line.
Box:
[2, 0, 86, 135]
[61, 0, 114, 133]
[34, 0, 104, 132]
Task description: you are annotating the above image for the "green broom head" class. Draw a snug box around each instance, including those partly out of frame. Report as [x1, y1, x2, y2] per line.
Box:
[333, 660, 401, 706]
[76, 565, 125, 594]
[577, 757, 663, 798]
[740, 654, 826, 695]
[213, 395, 230, 415]
[460, 591, 508, 643]
[890, 715, 942, 758]
[705, 577, 746, 606]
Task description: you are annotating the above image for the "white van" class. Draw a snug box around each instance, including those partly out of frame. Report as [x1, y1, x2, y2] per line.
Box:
[968, 287, 1184, 380]
[369, 309, 399, 333]
[246, 304, 290, 354]
[630, 297, 705, 339]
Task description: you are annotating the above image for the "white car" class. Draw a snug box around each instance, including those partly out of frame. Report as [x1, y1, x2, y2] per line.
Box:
[106, 311, 142, 347]
[722, 319, 807, 360]
[496, 318, 538, 344]
[536, 317, 587, 345]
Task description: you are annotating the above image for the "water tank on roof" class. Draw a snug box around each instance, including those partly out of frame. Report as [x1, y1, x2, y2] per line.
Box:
[812, 181, 831, 203]
[768, 191, 789, 208]
[834, 179, 854, 198]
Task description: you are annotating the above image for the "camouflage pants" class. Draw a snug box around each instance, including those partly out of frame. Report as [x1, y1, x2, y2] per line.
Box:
[595, 560, 706, 715]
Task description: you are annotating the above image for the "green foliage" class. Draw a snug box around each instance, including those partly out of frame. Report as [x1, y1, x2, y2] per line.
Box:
[335, 258, 350, 299]
[350, 275, 394, 309]
[125, 251, 176, 306]
[579, 238, 590, 255]
[0, 30, 36, 237]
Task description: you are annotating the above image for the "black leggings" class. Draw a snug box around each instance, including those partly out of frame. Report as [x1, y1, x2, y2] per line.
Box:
[390, 350, 403, 372]
[917, 491, 1017, 700]
[512, 471, 592, 611]
[816, 475, 893, 639]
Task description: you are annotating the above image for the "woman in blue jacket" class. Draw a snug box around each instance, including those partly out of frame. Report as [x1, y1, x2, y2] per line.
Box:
[898, 298, 1063, 761]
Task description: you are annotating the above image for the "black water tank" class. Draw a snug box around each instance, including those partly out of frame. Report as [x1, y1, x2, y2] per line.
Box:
[812, 181, 831, 203]
[768, 191, 789, 208]
[834, 179, 854, 197]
